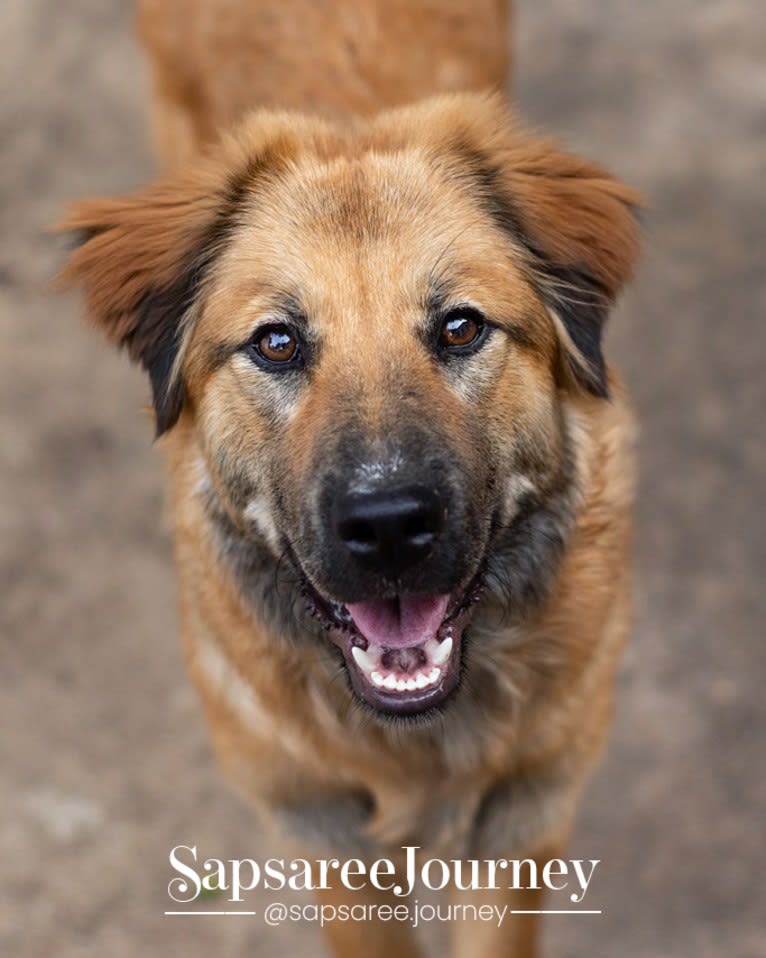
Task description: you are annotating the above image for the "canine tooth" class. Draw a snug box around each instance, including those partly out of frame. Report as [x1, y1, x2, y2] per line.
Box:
[351, 646, 376, 673]
[432, 636, 453, 666]
[371, 671, 385, 687]
[405, 678, 418, 691]
[383, 674, 398, 691]
[428, 667, 440, 683]
[415, 673, 429, 690]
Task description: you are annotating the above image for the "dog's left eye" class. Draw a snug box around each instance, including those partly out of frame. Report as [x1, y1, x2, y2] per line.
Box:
[437, 308, 488, 354]
[247, 323, 303, 369]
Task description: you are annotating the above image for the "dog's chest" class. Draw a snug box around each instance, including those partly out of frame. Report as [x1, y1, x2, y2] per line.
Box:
[273, 762, 563, 863]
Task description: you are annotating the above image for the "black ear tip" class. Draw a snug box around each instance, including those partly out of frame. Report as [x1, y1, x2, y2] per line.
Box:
[542, 265, 613, 400]
[586, 372, 611, 401]
[577, 352, 610, 400]
[595, 380, 611, 401]
[147, 345, 185, 437]
[152, 381, 185, 437]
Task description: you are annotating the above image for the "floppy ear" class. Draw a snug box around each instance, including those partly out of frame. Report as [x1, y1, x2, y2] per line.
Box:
[481, 131, 642, 398]
[405, 93, 643, 397]
[54, 123, 304, 434]
[56, 161, 253, 435]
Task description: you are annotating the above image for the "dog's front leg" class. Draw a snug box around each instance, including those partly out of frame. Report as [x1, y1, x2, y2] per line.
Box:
[315, 881, 424, 958]
[447, 846, 563, 958]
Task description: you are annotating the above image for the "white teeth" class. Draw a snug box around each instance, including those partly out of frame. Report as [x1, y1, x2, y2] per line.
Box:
[356, 637, 453, 695]
[432, 636, 453, 666]
[377, 668, 442, 694]
[351, 646, 377, 673]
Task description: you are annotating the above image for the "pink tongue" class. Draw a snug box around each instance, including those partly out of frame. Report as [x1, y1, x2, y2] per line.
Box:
[346, 594, 450, 649]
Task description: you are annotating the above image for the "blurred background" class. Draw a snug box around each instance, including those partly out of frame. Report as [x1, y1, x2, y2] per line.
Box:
[1, 1, 764, 956]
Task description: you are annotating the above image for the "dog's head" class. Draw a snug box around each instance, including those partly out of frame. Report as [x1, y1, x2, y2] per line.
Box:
[58, 94, 640, 720]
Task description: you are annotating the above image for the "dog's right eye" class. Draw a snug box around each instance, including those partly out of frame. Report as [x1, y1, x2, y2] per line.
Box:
[247, 323, 303, 369]
[436, 307, 488, 356]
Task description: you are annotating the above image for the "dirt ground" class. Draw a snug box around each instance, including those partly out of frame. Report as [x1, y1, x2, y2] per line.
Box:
[1, 1, 764, 956]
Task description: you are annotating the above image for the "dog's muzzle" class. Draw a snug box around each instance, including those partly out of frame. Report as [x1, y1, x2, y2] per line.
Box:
[296, 465, 486, 717]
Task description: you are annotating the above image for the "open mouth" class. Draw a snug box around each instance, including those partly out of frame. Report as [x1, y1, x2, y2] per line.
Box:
[301, 576, 484, 717]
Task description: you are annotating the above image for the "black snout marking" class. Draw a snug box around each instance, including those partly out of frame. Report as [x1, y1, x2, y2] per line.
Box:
[332, 485, 445, 578]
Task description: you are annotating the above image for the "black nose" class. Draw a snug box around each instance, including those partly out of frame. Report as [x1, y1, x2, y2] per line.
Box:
[332, 485, 445, 576]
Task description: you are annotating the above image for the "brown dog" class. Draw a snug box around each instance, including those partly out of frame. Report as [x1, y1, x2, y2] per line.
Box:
[57, 2, 640, 955]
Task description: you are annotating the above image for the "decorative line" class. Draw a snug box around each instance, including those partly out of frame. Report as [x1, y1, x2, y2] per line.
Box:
[511, 910, 602, 915]
[164, 911, 257, 916]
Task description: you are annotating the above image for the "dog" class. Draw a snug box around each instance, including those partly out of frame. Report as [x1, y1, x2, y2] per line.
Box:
[57, 1, 640, 955]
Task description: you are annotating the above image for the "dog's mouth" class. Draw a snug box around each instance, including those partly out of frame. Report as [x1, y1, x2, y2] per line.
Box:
[301, 576, 484, 716]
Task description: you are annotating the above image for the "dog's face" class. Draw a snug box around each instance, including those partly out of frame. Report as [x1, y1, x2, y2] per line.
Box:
[60, 94, 639, 719]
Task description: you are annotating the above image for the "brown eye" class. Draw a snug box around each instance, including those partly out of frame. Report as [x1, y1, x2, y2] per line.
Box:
[438, 309, 487, 352]
[251, 324, 302, 367]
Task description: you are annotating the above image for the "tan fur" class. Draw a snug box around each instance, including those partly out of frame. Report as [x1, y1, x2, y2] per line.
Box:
[57, 4, 641, 956]
[136, 0, 511, 168]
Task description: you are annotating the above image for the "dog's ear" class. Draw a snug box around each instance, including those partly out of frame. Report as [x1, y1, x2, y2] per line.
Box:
[477, 129, 642, 398]
[54, 124, 304, 434]
[468, 99, 642, 398]
[396, 93, 643, 398]
[57, 177, 227, 435]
